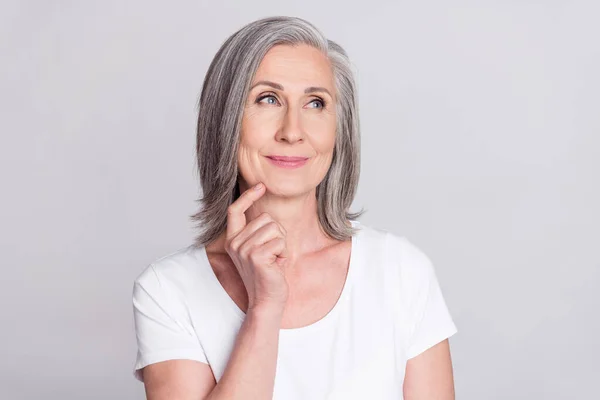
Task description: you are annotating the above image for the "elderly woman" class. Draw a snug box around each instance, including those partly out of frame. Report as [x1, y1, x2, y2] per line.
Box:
[132, 16, 458, 400]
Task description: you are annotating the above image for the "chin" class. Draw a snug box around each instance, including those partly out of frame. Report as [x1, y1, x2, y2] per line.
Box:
[264, 180, 314, 198]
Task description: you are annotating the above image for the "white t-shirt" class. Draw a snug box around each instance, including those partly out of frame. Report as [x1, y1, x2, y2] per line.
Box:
[132, 220, 458, 399]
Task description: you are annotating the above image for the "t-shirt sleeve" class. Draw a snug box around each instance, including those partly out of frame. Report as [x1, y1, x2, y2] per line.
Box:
[399, 237, 458, 360]
[132, 264, 209, 382]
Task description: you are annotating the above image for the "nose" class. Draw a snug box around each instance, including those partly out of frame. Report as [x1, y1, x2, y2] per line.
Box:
[275, 107, 304, 144]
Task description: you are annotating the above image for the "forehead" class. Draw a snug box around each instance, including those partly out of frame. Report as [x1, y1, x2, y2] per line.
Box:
[252, 44, 334, 90]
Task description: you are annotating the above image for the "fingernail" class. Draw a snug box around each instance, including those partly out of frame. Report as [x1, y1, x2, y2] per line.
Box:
[254, 183, 263, 191]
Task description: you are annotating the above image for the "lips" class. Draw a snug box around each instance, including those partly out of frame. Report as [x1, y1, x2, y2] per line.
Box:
[266, 156, 309, 161]
[265, 155, 309, 169]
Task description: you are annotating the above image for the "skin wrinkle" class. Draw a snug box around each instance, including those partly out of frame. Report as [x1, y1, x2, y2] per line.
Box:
[192, 18, 364, 248]
[141, 18, 455, 399]
[203, 44, 352, 323]
[234, 44, 341, 266]
[249, 80, 334, 98]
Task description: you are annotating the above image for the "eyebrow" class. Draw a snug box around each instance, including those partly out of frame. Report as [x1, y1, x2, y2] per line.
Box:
[250, 80, 332, 97]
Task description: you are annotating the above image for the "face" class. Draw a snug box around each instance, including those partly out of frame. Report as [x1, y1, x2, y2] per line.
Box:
[238, 44, 337, 198]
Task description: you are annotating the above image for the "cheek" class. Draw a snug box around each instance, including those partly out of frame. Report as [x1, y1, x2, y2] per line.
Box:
[307, 130, 336, 176]
[236, 146, 262, 185]
[237, 142, 263, 171]
[238, 113, 272, 175]
[307, 118, 336, 155]
[241, 108, 280, 144]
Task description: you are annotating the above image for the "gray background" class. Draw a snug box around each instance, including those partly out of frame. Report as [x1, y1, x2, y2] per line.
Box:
[1, 1, 598, 399]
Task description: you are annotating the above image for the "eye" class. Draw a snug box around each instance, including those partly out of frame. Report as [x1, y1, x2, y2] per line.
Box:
[256, 94, 280, 106]
[308, 98, 326, 109]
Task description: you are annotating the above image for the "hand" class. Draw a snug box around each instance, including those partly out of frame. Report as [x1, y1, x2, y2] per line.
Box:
[225, 182, 289, 314]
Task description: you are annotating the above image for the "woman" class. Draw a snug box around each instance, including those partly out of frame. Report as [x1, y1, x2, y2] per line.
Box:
[133, 16, 458, 400]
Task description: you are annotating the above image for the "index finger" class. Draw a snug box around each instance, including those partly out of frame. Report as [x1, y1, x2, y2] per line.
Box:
[226, 182, 266, 239]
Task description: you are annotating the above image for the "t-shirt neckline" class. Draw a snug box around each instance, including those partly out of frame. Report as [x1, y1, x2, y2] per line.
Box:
[198, 220, 361, 337]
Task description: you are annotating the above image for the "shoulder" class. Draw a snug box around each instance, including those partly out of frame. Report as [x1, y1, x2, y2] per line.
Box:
[351, 220, 389, 252]
[134, 244, 204, 296]
[356, 221, 433, 272]
[357, 222, 436, 289]
[387, 233, 436, 281]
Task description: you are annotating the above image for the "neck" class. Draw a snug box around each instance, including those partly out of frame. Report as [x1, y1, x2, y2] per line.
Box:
[244, 188, 331, 265]
[209, 186, 337, 268]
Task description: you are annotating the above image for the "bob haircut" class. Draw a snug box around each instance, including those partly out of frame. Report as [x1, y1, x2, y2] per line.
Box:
[190, 16, 364, 247]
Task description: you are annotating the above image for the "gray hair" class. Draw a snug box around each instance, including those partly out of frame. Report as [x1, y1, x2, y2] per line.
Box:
[190, 16, 364, 247]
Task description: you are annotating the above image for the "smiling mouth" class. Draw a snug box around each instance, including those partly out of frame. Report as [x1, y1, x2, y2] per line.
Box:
[265, 155, 309, 169]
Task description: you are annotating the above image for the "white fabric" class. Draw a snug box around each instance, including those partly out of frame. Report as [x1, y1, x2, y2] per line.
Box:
[132, 220, 458, 399]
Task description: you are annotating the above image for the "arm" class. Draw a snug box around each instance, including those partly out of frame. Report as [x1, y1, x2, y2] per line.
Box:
[206, 307, 283, 399]
[394, 236, 458, 400]
[142, 306, 283, 400]
[403, 338, 456, 400]
[136, 184, 288, 400]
